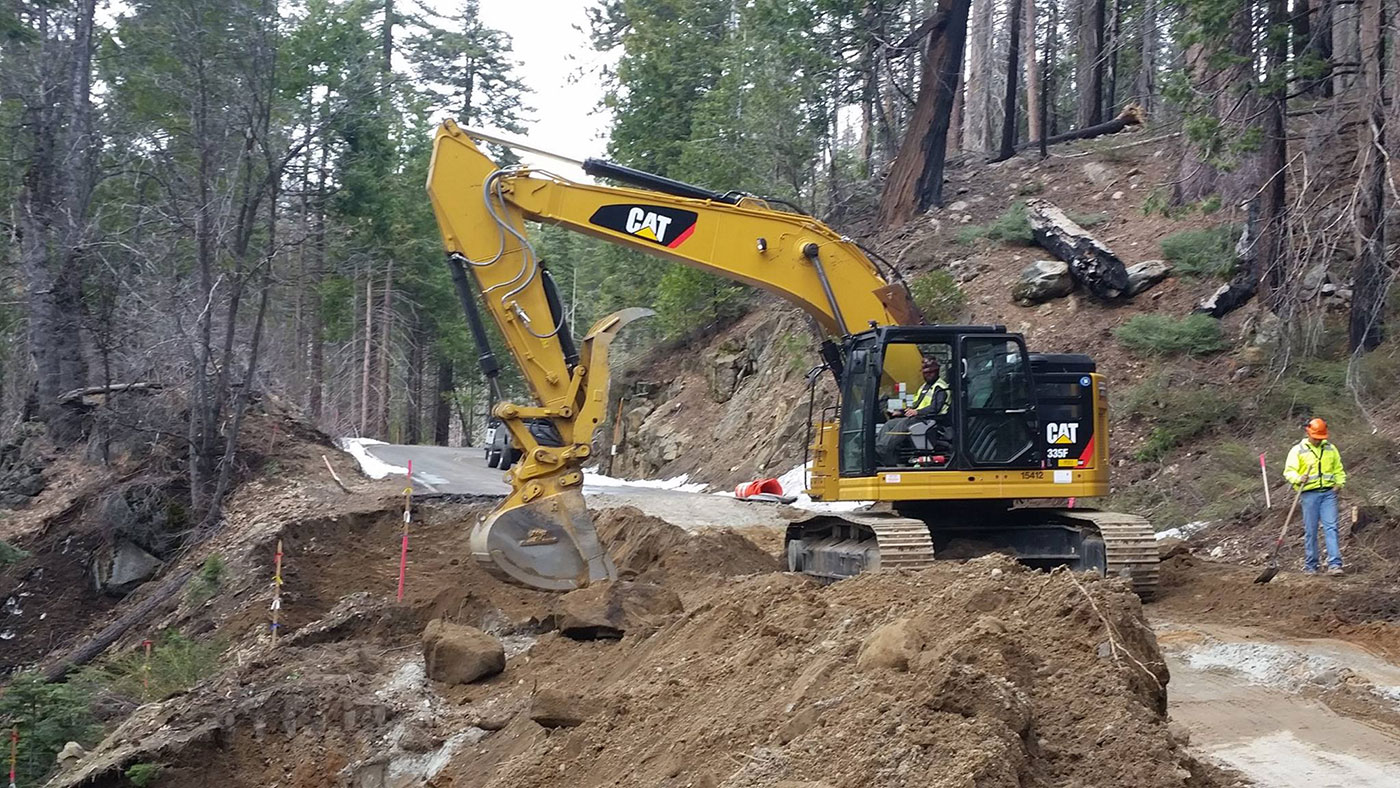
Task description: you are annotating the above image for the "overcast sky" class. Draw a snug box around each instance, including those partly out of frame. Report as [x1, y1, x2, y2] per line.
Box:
[472, 0, 613, 179]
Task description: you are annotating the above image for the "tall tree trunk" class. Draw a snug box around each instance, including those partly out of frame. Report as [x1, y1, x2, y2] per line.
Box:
[947, 69, 964, 155]
[964, 0, 995, 152]
[308, 131, 328, 424]
[1023, 0, 1043, 143]
[1045, 0, 1059, 145]
[377, 259, 394, 440]
[1257, 0, 1291, 305]
[405, 314, 425, 444]
[1349, 0, 1386, 350]
[996, 0, 1026, 160]
[1135, 0, 1157, 110]
[434, 358, 453, 446]
[877, 0, 974, 226]
[1332, 0, 1360, 94]
[1075, 0, 1105, 127]
[360, 275, 373, 435]
[1104, 0, 1122, 113]
[20, 0, 97, 443]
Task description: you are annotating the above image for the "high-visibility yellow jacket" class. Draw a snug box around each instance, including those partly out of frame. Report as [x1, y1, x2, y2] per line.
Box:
[911, 378, 950, 416]
[1283, 439, 1347, 491]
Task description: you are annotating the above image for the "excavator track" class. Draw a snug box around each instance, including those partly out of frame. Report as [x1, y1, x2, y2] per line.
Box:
[785, 512, 934, 581]
[788, 508, 1159, 600]
[1051, 510, 1160, 600]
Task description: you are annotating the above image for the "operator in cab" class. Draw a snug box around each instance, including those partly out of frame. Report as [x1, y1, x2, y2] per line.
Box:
[904, 356, 950, 419]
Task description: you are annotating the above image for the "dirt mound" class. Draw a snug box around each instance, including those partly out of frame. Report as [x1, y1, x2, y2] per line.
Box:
[596, 505, 782, 582]
[451, 556, 1228, 788]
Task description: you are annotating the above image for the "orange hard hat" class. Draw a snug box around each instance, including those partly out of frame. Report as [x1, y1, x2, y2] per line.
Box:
[1305, 417, 1328, 440]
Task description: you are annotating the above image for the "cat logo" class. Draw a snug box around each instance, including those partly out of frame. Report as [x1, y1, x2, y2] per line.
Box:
[1046, 422, 1080, 445]
[588, 204, 698, 249]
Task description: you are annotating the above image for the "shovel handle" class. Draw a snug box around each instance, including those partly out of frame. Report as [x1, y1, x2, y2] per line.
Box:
[1276, 486, 1304, 546]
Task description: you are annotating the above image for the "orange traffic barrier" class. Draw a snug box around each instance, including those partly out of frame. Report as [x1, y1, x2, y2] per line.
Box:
[734, 478, 784, 499]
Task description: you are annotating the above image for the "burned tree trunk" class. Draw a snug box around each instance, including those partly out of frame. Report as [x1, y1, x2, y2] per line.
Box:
[1349, 0, 1386, 351]
[877, 0, 974, 226]
[994, 0, 1025, 161]
[1025, 199, 1130, 298]
[434, 358, 454, 446]
[1194, 200, 1258, 318]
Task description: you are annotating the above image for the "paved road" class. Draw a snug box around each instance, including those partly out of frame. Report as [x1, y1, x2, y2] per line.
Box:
[360, 443, 792, 531]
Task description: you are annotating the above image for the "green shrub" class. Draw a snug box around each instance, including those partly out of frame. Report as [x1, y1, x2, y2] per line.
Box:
[1115, 314, 1228, 357]
[654, 266, 748, 335]
[908, 270, 967, 324]
[76, 630, 222, 702]
[1118, 373, 1241, 461]
[1160, 225, 1239, 278]
[0, 672, 98, 785]
[1070, 211, 1110, 228]
[185, 554, 226, 606]
[955, 201, 1032, 245]
[126, 762, 164, 787]
[0, 540, 30, 566]
[775, 332, 811, 377]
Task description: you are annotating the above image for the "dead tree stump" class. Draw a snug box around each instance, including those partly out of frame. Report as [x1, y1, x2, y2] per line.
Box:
[1025, 199, 1130, 298]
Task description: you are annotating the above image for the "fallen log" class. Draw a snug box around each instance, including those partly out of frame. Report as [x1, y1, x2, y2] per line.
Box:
[1031, 104, 1145, 149]
[42, 567, 195, 681]
[1024, 199, 1130, 298]
[57, 382, 164, 405]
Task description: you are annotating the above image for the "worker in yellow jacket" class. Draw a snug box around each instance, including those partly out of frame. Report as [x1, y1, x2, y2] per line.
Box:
[1282, 418, 1348, 575]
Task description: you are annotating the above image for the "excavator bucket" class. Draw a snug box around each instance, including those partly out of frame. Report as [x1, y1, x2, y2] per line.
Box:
[466, 307, 653, 591]
[470, 486, 614, 591]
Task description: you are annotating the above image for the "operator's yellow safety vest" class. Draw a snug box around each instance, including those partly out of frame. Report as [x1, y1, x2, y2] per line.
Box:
[1283, 439, 1347, 492]
[911, 378, 950, 415]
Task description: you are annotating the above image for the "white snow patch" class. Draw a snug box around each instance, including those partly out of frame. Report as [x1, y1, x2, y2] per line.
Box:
[336, 437, 408, 480]
[582, 468, 709, 493]
[770, 462, 869, 513]
[1155, 520, 1212, 541]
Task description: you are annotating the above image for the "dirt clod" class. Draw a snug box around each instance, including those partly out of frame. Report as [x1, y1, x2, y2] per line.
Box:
[528, 687, 593, 728]
[553, 579, 683, 639]
[421, 619, 505, 685]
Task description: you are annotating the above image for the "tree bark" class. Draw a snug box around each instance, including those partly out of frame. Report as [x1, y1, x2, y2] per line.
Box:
[1025, 199, 1130, 298]
[360, 275, 373, 435]
[1023, 0, 1043, 144]
[876, 0, 974, 227]
[1135, 0, 1157, 111]
[377, 259, 394, 439]
[1075, 0, 1106, 128]
[405, 314, 425, 444]
[1256, 0, 1290, 304]
[19, 0, 97, 444]
[434, 358, 454, 446]
[964, 0, 995, 153]
[995, 0, 1026, 161]
[947, 67, 964, 156]
[1349, 0, 1386, 350]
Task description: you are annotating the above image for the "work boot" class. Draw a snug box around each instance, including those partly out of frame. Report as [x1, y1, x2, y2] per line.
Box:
[1327, 566, 1344, 576]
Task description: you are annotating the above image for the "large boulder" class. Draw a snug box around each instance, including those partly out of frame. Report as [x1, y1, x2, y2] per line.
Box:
[1012, 260, 1074, 305]
[553, 580, 683, 639]
[528, 687, 594, 728]
[421, 620, 505, 685]
[1125, 260, 1172, 296]
[90, 539, 164, 596]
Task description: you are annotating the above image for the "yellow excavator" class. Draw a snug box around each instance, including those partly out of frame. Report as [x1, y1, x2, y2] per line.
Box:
[425, 120, 1158, 598]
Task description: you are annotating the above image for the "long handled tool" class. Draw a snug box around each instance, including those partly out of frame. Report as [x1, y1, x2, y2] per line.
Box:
[1254, 485, 1303, 584]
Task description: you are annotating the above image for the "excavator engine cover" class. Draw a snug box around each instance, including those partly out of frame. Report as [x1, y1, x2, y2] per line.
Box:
[470, 486, 615, 591]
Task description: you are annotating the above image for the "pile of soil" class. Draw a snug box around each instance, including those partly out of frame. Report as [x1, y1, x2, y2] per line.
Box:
[462, 556, 1230, 788]
[595, 506, 782, 585]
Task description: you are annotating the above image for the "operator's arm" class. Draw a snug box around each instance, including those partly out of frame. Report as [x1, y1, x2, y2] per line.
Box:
[1330, 447, 1346, 488]
[914, 389, 948, 419]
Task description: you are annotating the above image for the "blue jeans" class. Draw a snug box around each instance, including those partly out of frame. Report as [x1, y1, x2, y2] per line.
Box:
[1300, 488, 1342, 571]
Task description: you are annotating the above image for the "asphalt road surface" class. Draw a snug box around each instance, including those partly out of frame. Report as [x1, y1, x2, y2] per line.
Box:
[360, 442, 791, 531]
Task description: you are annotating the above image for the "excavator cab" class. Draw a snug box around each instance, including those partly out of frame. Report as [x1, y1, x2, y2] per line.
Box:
[842, 326, 1044, 475]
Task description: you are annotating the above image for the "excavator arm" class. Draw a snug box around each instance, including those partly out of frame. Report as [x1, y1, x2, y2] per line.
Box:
[425, 120, 919, 590]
